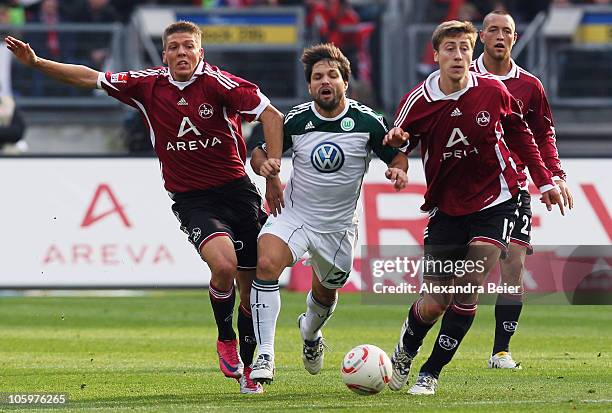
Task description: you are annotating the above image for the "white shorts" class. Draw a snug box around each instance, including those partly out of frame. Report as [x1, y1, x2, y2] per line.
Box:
[259, 210, 357, 290]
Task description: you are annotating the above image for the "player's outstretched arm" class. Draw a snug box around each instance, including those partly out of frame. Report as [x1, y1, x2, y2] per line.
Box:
[5, 36, 99, 89]
[385, 153, 409, 192]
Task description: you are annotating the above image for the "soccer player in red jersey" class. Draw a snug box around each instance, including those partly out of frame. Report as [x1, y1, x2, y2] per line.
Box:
[473, 10, 574, 369]
[5, 21, 284, 394]
[382, 20, 564, 395]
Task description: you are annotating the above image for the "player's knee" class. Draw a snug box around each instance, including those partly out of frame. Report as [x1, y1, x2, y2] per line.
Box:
[210, 259, 237, 285]
[501, 256, 524, 285]
[256, 254, 283, 281]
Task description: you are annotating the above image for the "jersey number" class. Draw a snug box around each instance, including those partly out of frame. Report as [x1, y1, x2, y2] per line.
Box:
[501, 217, 515, 243]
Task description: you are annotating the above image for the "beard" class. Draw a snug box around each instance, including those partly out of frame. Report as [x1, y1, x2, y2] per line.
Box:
[314, 90, 342, 112]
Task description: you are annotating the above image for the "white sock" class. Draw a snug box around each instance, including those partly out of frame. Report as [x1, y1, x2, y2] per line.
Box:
[251, 279, 281, 360]
[300, 290, 337, 342]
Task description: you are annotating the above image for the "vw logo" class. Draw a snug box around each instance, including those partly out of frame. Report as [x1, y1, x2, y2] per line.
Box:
[311, 142, 344, 173]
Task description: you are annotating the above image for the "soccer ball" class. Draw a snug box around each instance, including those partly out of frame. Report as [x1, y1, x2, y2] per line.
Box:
[341, 344, 392, 395]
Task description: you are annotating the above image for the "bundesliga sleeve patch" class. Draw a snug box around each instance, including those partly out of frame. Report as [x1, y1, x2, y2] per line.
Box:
[110, 72, 128, 83]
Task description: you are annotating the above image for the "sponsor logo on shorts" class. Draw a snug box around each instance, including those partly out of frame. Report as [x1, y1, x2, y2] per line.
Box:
[191, 227, 202, 242]
[438, 334, 458, 350]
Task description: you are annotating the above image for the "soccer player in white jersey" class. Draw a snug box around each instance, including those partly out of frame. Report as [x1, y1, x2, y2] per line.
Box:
[473, 10, 574, 369]
[247, 43, 409, 384]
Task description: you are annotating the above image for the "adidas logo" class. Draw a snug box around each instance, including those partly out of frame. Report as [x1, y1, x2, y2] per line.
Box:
[177, 97, 188, 106]
[305, 121, 315, 130]
[451, 108, 462, 117]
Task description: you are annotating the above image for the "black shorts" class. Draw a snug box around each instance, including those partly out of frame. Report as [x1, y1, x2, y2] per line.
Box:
[509, 189, 532, 253]
[171, 176, 267, 270]
[423, 196, 519, 277]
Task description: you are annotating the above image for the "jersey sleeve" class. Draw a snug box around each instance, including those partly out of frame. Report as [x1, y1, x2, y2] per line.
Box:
[393, 91, 421, 154]
[499, 87, 554, 193]
[97, 70, 147, 108]
[215, 69, 271, 122]
[367, 115, 399, 164]
[527, 81, 566, 181]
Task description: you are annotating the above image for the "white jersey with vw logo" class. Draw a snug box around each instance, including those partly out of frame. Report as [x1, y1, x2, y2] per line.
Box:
[275, 99, 397, 232]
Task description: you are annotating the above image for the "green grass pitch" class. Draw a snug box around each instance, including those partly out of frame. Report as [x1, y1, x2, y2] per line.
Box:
[0, 291, 610, 412]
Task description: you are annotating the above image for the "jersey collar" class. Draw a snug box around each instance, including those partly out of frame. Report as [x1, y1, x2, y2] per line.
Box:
[423, 70, 476, 102]
[474, 53, 519, 80]
[166, 59, 205, 90]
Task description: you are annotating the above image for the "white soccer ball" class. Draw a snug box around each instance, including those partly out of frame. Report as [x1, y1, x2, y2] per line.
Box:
[341, 344, 392, 395]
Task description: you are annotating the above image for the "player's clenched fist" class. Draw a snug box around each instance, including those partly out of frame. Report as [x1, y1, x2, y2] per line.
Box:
[382, 127, 410, 148]
[385, 167, 408, 192]
[259, 158, 281, 178]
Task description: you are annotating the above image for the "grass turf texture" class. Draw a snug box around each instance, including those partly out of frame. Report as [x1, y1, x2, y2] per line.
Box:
[0, 291, 610, 412]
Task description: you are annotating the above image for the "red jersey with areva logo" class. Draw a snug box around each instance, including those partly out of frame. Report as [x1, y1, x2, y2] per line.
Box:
[98, 60, 270, 194]
[394, 71, 554, 216]
[471, 55, 565, 187]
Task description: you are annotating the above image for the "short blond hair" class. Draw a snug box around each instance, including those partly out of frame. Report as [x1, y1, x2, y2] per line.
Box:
[163, 21, 202, 49]
[431, 20, 477, 51]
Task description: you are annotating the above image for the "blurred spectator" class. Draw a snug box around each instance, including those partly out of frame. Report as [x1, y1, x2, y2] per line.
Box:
[24, 0, 79, 96]
[27, 0, 63, 59]
[306, 0, 361, 76]
[70, 0, 119, 70]
[0, 84, 27, 155]
[0, 0, 25, 25]
[327, 0, 361, 54]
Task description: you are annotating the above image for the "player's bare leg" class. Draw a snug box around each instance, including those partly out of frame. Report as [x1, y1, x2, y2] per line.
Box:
[490, 243, 526, 369]
[389, 277, 453, 391]
[412, 242, 500, 395]
[236, 270, 263, 393]
[250, 233, 293, 384]
[298, 274, 336, 375]
[201, 236, 242, 379]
